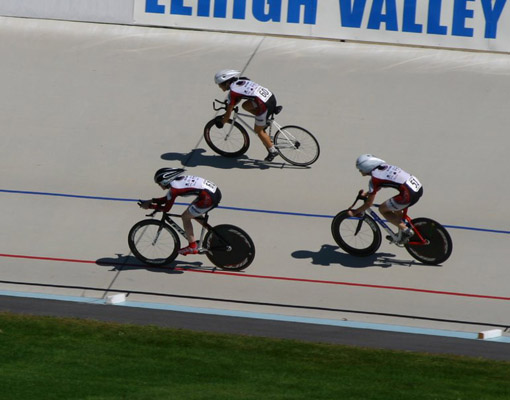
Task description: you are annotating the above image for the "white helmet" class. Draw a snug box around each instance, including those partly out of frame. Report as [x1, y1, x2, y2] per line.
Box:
[154, 168, 186, 188]
[356, 154, 385, 173]
[214, 69, 240, 85]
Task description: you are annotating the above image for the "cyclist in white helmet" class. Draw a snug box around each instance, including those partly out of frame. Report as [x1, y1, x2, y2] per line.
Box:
[138, 168, 222, 256]
[348, 154, 423, 244]
[214, 69, 279, 162]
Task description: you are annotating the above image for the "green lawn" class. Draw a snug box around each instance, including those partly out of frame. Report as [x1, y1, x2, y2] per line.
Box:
[0, 313, 509, 400]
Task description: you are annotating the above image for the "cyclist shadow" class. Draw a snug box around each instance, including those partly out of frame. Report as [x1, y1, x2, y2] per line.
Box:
[95, 254, 216, 274]
[292, 244, 422, 268]
[161, 148, 307, 170]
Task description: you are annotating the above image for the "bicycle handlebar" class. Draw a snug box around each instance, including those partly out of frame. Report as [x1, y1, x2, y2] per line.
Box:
[348, 190, 368, 210]
[213, 99, 238, 113]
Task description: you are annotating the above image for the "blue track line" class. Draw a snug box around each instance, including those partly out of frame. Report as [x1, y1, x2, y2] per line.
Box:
[1, 189, 508, 235]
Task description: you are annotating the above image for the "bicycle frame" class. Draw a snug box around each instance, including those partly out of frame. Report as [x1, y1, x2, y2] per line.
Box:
[148, 210, 233, 253]
[212, 99, 295, 150]
[363, 206, 428, 246]
[147, 211, 212, 253]
[350, 191, 428, 246]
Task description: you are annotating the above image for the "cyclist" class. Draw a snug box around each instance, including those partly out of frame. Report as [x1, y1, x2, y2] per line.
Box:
[138, 168, 222, 255]
[214, 69, 279, 162]
[348, 154, 423, 244]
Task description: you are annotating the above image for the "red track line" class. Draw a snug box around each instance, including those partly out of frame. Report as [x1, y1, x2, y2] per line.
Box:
[1, 253, 509, 301]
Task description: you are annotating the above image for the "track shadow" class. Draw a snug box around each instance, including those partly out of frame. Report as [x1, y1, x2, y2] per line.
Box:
[161, 148, 307, 170]
[95, 254, 217, 274]
[291, 244, 422, 268]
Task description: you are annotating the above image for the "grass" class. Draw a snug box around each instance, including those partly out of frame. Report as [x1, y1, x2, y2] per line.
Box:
[0, 312, 509, 400]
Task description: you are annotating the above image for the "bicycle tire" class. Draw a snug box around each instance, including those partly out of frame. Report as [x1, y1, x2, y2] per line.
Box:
[331, 210, 382, 256]
[128, 220, 180, 266]
[273, 125, 320, 166]
[405, 218, 453, 265]
[203, 224, 255, 271]
[203, 118, 250, 157]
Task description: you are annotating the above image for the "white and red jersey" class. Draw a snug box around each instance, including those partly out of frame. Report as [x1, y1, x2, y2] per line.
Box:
[228, 79, 273, 114]
[153, 176, 219, 212]
[369, 164, 422, 205]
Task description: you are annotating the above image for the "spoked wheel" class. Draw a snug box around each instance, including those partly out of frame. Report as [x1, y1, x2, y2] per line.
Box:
[203, 224, 255, 271]
[128, 220, 180, 266]
[405, 218, 453, 265]
[331, 210, 382, 256]
[273, 125, 320, 166]
[203, 118, 250, 157]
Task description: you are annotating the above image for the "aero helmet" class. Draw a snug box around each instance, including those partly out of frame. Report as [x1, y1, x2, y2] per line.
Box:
[154, 168, 186, 187]
[356, 154, 385, 174]
[214, 69, 240, 85]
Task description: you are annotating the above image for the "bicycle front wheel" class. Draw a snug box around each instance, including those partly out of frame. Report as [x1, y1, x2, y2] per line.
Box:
[128, 220, 180, 266]
[405, 218, 453, 265]
[203, 224, 255, 271]
[203, 118, 250, 157]
[331, 210, 382, 256]
[273, 125, 320, 166]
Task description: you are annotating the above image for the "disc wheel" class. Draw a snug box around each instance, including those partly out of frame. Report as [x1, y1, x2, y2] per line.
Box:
[405, 218, 453, 265]
[204, 118, 250, 157]
[128, 220, 180, 266]
[331, 210, 382, 256]
[204, 224, 255, 271]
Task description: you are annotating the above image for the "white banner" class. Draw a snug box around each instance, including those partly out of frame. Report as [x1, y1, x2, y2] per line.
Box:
[133, 0, 510, 53]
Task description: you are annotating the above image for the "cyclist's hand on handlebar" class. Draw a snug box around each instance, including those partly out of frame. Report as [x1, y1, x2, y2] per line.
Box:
[214, 115, 224, 129]
[348, 209, 365, 218]
[138, 199, 152, 209]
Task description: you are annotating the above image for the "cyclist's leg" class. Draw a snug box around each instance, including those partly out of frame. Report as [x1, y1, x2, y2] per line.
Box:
[184, 190, 222, 242]
[381, 187, 422, 237]
[244, 99, 277, 151]
[379, 199, 408, 231]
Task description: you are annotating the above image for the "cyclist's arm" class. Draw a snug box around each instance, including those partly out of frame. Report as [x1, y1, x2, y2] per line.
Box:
[221, 101, 236, 125]
[348, 192, 376, 216]
[139, 196, 174, 211]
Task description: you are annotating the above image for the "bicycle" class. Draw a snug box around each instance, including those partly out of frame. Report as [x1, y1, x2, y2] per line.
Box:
[128, 208, 255, 271]
[203, 99, 320, 166]
[331, 190, 453, 265]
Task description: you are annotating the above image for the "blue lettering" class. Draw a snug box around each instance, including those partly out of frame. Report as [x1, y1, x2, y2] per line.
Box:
[233, 0, 247, 19]
[171, 0, 192, 16]
[146, 0, 165, 14]
[253, 0, 282, 22]
[452, 0, 475, 37]
[368, 0, 398, 31]
[402, 0, 422, 33]
[481, 0, 507, 39]
[197, 0, 210, 17]
[287, 0, 317, 24]
[338, 0, 367, 28]
[214, 0, 228, 17]
[427, 0, 447, 35]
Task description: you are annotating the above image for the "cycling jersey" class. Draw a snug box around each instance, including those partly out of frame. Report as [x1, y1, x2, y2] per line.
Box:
[369, 164, 423, 208]
[228, 79, 274, 115]
[152, 175, 221, 214]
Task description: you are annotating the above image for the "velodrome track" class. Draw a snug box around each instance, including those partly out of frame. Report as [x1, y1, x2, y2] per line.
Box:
[1, 17, 510, 357]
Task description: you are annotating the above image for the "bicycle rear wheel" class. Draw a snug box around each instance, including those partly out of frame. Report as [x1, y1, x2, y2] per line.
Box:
[273, 125, 320, 166]
[405, 218, 453, 265]
[203, 118, 250, 157]
[331, 210, 382, 256]
[204, 224, 255, 271]
[128, 220, 180, 266]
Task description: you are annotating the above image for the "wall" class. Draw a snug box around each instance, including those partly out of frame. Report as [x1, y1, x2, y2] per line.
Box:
[1, 0, 510, 53]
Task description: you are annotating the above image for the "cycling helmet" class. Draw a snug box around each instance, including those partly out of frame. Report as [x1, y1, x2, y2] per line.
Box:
[214, 69, 240, 85]
[356, 154, 386, 174]
[154, 168, 186, 187]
